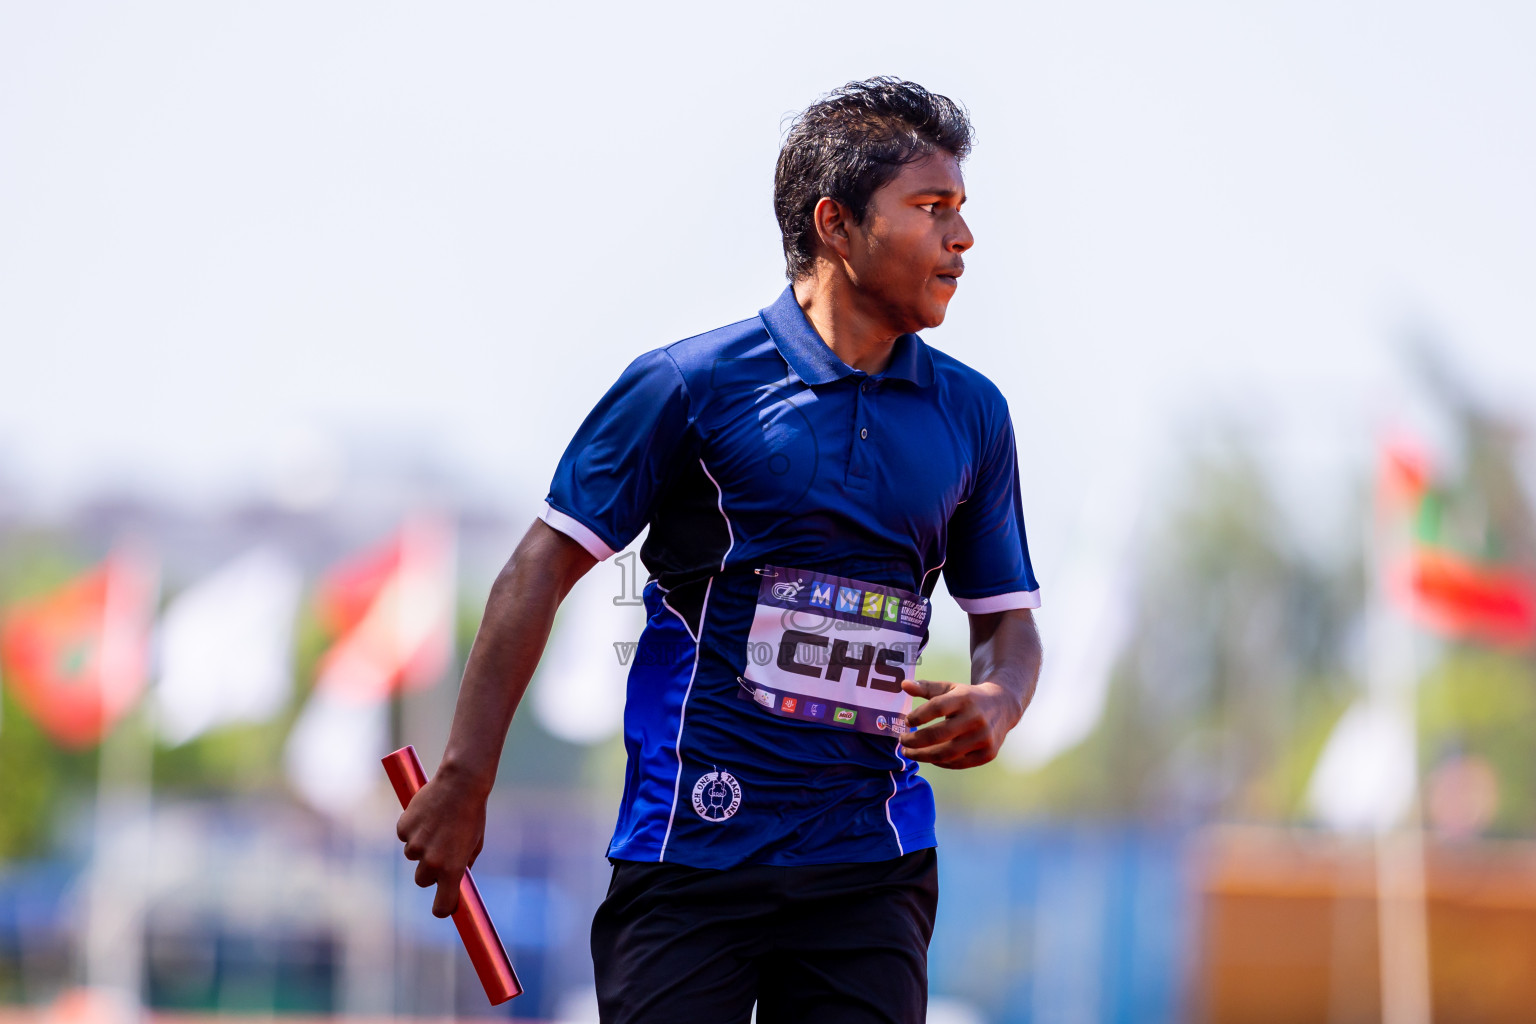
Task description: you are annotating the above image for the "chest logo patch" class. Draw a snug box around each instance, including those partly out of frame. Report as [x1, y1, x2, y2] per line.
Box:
[692, 769, 743, 823]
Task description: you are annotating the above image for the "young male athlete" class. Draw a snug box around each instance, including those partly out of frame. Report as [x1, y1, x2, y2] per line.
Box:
[396, 77, 1044, 1024]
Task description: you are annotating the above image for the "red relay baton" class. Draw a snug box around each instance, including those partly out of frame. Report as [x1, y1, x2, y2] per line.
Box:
[383, 745, 523, 1005]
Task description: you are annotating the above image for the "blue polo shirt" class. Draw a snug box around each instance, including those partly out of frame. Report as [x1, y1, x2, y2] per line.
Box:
[540, 286, 1039, 868]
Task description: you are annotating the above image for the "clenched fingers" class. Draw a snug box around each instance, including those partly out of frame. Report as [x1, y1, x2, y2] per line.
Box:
[410, 855, 465, 918]
[413, 858, 441, 889]
[431, 874, 464, 918]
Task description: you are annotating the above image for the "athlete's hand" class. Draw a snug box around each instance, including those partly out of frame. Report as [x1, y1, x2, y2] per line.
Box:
[897, 678, 1023, 769]
[395, 765, 488, 918]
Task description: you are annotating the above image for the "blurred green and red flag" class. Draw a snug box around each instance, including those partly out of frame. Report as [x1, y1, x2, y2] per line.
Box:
[1379, 440, 1536, 649]
[309, 515, 457, 701]
[0, 552, 157, 748]
[284, 516, 456, 815]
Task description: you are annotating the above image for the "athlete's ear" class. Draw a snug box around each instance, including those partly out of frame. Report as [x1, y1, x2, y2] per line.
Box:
[811, 196, 854, 264]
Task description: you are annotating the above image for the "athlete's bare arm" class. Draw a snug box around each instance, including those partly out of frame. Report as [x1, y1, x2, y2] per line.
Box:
[898, 607, 1042, 769]
[396, 519, 597, 917]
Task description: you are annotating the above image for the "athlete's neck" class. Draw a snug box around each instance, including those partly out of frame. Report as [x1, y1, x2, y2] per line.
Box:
[792, 273, 900, 376]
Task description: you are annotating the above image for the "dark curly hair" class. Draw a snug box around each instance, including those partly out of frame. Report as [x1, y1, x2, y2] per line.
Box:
[774, 77, 973, 280]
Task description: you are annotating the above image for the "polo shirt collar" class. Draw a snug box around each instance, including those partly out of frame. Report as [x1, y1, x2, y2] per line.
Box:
[759, 285, 934, 387]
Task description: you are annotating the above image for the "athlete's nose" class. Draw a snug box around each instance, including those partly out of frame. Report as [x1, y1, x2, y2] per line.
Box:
[950, 214, 974, 254]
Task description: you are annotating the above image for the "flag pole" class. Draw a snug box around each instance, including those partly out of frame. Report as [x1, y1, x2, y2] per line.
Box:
[82, 547, 159, 1014]
[1368, 462, 1433, 1024]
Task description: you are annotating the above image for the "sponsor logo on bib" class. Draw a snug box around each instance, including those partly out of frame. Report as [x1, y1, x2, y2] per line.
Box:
[771, 579, 805, 602]
[834, 707, 857, 725]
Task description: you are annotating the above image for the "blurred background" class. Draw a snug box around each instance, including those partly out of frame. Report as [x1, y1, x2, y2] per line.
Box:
[3, 2, 1535, 1022]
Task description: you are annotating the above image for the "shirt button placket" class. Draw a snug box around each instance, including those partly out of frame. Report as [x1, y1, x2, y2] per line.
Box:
[848, 376, 872, 484]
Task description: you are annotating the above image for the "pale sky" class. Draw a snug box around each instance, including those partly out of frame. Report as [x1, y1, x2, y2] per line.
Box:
[4, 0, 1535, 591]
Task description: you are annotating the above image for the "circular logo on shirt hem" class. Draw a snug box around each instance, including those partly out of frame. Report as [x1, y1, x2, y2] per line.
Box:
[692, 769, 742, 823]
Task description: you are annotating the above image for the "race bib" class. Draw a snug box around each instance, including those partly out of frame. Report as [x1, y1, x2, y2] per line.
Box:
[737, 564, 929, 737]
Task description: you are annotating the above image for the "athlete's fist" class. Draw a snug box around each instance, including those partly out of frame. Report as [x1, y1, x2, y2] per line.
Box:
[896, 678, 1024, 769]
[395, 766, 489, 918]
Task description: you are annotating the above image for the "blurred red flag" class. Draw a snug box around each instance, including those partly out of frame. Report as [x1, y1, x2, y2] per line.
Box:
[1376, 437, 1431, 516]
[1396, 549, 1536, 648]
[311, 516, 456, 701]
[314, 534, 402, 638]
[1377, 440, 1536, 649]
[284, 517, 455, 815]
[0, 553, 156, 748]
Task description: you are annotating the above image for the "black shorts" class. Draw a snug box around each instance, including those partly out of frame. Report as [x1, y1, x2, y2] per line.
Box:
[591, 848, 938, 1024]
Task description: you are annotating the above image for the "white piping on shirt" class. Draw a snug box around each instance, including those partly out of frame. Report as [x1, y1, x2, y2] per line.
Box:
[658, 578, 710, 862]
[884, 766, 905, 856]
[697, 459, 735, 572]
[658, 459, 736, 862]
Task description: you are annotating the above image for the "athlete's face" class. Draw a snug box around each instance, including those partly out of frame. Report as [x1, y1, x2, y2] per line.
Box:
[845, 151, 973, 333]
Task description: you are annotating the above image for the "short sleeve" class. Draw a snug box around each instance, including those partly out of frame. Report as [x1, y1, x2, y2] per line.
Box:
[942, 409, 1041, 612]
[542, 348, 692, 560]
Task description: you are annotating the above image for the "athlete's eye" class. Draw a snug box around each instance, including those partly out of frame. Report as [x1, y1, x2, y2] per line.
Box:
[918, 202, 938, 214]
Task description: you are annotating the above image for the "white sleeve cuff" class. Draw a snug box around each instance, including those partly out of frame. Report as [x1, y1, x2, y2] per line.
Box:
[539, 502, 617, 561]
[952, 590, 1041, 614]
